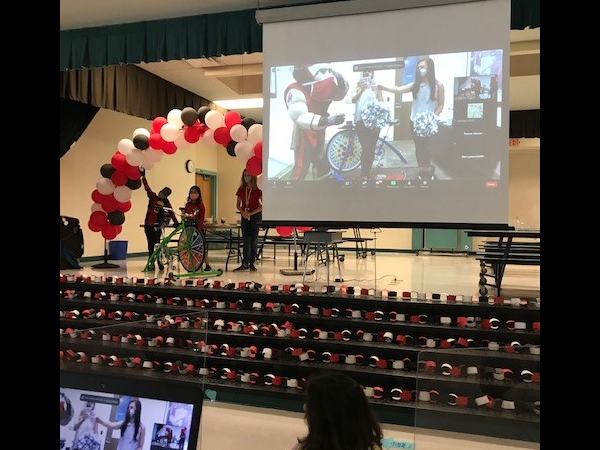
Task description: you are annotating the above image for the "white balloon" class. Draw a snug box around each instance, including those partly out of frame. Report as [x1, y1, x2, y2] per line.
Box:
[247, 123, 263, 145]
[138, 150, 148, 166]
[96, 177, 116, 195]
[230, 124, 248, 143]
[144, 148, 163, 163]
[234, 141, 254, 161]
[91, 203, 103, 213]
[256, 174, 263, 190]
[132, 128, 150, 139]
[140, 160, 155, 171]
[167, 109, 184, 128]
[125, 148, 144, 166]
[160, 123, 180, 142]
[174, 132, 192, 149]
[113, 185, 132, 203]
[205, 110, 224, 130]
[117, 139, 134, 156]
[203, 129, 218, 148]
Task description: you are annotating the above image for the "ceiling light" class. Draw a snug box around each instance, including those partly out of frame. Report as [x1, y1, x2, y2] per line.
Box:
[213, 98, 264, 109]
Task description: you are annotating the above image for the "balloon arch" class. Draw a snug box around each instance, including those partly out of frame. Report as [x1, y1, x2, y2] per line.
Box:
[87, 106, 309, 240]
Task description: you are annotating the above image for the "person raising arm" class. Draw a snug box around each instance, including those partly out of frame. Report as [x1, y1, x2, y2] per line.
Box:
[140, 169, 179, 271]
[96, 399, 145, 450]
[379, 57, 444, 180]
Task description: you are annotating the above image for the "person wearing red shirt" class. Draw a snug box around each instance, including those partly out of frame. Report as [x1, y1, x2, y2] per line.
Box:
[141, 171, 178, 271]
[234, 169, 262, 271]
[182, 185, 213, 272]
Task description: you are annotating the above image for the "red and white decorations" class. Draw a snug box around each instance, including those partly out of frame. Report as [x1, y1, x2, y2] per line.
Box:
[87, 107, 263, 239]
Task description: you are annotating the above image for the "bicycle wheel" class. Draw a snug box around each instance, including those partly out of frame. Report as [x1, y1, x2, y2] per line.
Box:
[326, 130, 362, 172]
[178, 226, 205, 272]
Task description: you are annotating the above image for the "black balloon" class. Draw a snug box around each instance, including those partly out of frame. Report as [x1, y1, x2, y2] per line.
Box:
[108, 210, 126, 225]
[133, 135, 150, 150]
[197, 106, 211, 125]
[241, 117, 256, 130]
[226, 140, 237, 157]
[181, 107, 199, 127]
[100, 163, 116, 178]
[126, 178, 142, 190]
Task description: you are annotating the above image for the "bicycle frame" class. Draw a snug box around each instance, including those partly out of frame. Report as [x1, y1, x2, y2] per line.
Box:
[326, 120, 407, 174]
[143, 212, 207, 274]
[143, 223, 184, 272]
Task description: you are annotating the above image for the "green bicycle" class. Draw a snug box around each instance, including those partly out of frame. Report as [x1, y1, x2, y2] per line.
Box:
[143, 208, 221, 277]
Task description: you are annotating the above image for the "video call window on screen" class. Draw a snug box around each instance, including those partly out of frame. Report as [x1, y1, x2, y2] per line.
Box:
[60, 387, 198, 450]
[267, 48, 504, 186]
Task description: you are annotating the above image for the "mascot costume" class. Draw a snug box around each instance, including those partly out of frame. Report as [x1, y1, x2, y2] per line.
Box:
[285, 63, 349, 181]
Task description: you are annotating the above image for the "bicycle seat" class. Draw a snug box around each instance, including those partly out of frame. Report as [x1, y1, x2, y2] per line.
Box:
[387, 119, 400, 125]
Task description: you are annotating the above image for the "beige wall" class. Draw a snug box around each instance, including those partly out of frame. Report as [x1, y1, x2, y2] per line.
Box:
[61, 110, 539, 257]
[216, 147, 247, 224]
[508, 139, 540, 228]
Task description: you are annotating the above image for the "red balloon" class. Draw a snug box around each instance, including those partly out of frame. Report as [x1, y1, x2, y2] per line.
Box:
[213, 127, 232, 147]
[198, 123, 208, 135]
[117, 200, 132, 212]
[276, 226, 294, 237]
[111, 152, 127, 171]
[224, 111, 242, 129]
[149, 132, 164, 150]
[115, 225, 123, 235]
[101, 195, 119, 213]
[296, 226, 313, 232]
[111, 171, 128, 186]
[90, 210, 108, 227]
[183, 126, 201, 143]
[163, 141, 177, 154]
[152, 116, 168, 133]
[253, 142, 263, 160]
[124, 165, 141, 180]
[101, 223, 118, 240]
[88, 220, 103, 232]
[91, 189, 106, 203]
[246, 156, 262, 176]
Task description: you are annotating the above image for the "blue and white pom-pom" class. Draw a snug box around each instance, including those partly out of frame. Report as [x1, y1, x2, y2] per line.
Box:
[413, 112, 439, 137]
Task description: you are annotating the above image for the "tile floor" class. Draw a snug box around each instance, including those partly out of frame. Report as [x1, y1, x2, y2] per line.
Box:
[74, 246, 540, 299]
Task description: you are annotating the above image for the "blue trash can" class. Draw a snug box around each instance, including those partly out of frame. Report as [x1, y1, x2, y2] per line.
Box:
[108, 240, 128, 260]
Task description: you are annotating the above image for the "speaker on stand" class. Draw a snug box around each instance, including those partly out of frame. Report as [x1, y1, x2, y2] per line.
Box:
[60, 216, 84, 270]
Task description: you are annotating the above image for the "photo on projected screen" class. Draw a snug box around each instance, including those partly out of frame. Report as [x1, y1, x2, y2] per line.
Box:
[266, 49, 504, 187]
[60, 388, 199, 450]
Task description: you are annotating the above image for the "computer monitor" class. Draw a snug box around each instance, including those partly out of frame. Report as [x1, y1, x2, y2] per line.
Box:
[60, 366, 203, 450]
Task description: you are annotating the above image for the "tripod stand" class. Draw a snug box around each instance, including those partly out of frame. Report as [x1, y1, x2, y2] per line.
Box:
[280, 230, 314, 276]
[91, 239, 120, 269]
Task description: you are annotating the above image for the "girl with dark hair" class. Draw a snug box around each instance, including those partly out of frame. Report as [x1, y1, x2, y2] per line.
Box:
[96, 399, 145, 450]
[292, 371, 383, 450]
[234, 169, 262, 271]
[379, 56, 445, 181]
[182, 185, 213, 272]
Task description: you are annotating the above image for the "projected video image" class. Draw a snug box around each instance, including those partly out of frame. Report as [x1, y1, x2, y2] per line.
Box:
[59, 389, 196, 450]
[267, 49, 503, 186]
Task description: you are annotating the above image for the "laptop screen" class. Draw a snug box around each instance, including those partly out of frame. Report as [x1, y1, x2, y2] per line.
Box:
[60, 367, 203, 450]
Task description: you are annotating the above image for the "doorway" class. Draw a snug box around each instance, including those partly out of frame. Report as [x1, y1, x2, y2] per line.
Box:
[195, 170, 217, 220]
